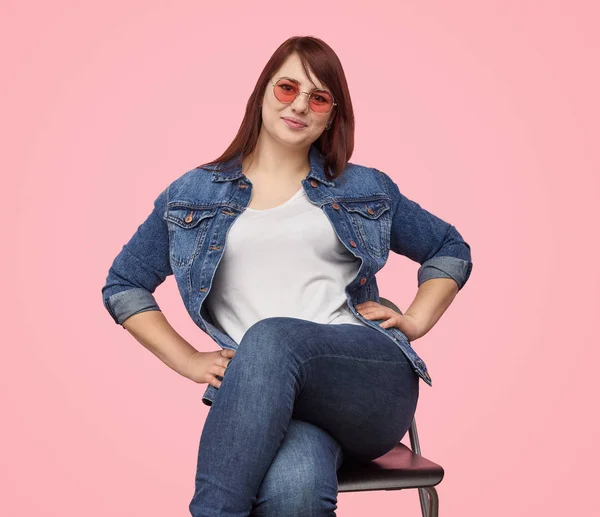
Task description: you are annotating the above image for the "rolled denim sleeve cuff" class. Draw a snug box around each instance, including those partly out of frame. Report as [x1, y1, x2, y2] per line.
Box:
[103, 287, 162, 326]
[417, 256, 473, 291]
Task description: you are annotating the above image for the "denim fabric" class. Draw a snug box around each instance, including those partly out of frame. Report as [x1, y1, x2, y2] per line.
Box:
[188, 317, 419, 517]
[101, 144, 473, 397]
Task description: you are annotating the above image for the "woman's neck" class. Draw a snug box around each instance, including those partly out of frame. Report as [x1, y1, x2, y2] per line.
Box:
[242, 135, 311, 181]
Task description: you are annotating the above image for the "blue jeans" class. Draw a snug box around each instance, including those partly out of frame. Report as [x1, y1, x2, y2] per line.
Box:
[189, 317, 420, 517]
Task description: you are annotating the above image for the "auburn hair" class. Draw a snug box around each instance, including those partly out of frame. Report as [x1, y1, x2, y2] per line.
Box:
[196, 35, 355, 180]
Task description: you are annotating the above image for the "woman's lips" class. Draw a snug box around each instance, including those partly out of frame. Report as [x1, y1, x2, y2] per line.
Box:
[282, 118, 307, 129]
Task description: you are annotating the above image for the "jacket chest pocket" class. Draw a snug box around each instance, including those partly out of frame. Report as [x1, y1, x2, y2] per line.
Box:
[165, 205, 218, 269]
[340, 199, 391, 257]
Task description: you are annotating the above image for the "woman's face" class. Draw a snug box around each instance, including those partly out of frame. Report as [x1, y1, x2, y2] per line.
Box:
[260, 52, 335, 149]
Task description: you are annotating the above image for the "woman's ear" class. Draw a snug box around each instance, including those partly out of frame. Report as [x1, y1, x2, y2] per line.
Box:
[326, 112, 336, 128]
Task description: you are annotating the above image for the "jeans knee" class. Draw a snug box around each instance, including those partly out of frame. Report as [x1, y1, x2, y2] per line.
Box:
[251, 463, 339, 517]
[238, 317, 303, 361]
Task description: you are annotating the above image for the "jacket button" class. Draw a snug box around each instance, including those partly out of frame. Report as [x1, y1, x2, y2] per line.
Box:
[184, 213, 193, 223]
[200, 288, 208, 292]
[367, 207, 374, 215]
[360, 277, 367, 285]
[349, 240, 357, 247]
[332, 203, 340, 210]
[238, 183, 249, 189]
[309, 180, 318, 188]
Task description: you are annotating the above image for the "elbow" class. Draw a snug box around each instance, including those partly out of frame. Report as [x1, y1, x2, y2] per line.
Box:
[417, 256, 472, 291]
[418, 226, 473, 291]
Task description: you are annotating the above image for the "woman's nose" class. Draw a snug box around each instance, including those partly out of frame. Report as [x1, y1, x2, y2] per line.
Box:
[291, 92, 310, 113]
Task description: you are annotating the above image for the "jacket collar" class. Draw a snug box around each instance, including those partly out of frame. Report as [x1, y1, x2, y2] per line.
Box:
[209, 144, 336, 187]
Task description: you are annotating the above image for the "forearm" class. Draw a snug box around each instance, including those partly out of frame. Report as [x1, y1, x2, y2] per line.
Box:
[404, 278, 459, 338]
[121, 310, 198, 379]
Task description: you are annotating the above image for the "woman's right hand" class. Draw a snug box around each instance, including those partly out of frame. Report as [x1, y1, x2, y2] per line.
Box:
[183, 349, 236, 387]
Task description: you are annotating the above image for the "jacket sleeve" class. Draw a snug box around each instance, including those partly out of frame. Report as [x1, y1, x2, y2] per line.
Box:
[379, 169, 473, 291]
[101, 187, 173, 326]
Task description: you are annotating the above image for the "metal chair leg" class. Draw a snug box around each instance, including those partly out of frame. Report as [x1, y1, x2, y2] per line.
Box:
[423, 486, 439, 517]
[418, 487, 429, 517]
[416, 486, 439, 517]
[408, 419, 439, 517]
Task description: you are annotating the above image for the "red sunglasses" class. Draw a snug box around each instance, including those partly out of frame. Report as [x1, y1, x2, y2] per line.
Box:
[271, 78, 337, 113]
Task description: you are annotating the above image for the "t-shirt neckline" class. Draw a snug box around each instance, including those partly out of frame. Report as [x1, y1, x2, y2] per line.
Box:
[246, 187, 304, 213]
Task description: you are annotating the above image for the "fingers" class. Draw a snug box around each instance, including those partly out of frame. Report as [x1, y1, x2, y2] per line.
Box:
[211, 361, 229, 389]
[359, 306, 391, 318]
[220, 349, 236, 367]
[213, 364, 230, 388]
[219, 356, 233, 370]
[210, 367, 227, 388]
[357, 308, 381, 318]
[379, 319, 391, 328]
[356, 301, 377, 308]
[211, 349, 236, 388]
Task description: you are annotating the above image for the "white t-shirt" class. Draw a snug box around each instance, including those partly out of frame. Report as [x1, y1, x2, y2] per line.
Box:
[204, 186, 369, 344]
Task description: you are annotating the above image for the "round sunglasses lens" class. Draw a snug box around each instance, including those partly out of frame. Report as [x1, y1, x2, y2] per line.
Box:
[274, 79, 298, 102]
[310, 91, 334, 113]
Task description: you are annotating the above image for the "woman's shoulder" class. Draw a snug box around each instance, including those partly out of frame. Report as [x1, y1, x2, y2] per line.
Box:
[336, 160, 396, 192]
[341, 158, 392, 179]
[172, 164, 215, 184]
[164, 165, 217, 198]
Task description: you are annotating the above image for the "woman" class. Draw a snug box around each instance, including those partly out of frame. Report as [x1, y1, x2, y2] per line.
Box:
[102, 36, 472, 516]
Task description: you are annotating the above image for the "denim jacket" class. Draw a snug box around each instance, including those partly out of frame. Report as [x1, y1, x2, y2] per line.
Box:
[102, 144, 472, 406]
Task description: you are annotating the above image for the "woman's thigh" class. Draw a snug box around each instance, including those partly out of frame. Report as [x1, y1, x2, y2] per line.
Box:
[243, 317, 420, 462]
[250, 419, 343, 517]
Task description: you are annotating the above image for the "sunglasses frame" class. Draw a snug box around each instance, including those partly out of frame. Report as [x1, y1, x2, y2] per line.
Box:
[271, 77, 338, 114]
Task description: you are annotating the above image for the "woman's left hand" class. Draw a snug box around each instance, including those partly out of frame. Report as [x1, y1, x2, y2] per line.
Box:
[355, 301, 423, 342]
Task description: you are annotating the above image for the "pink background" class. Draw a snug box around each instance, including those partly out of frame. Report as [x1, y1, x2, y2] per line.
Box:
[3, 1, 599, 515]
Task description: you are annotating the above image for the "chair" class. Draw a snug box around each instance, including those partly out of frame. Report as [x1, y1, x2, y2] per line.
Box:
[336, 297, 444, 517]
